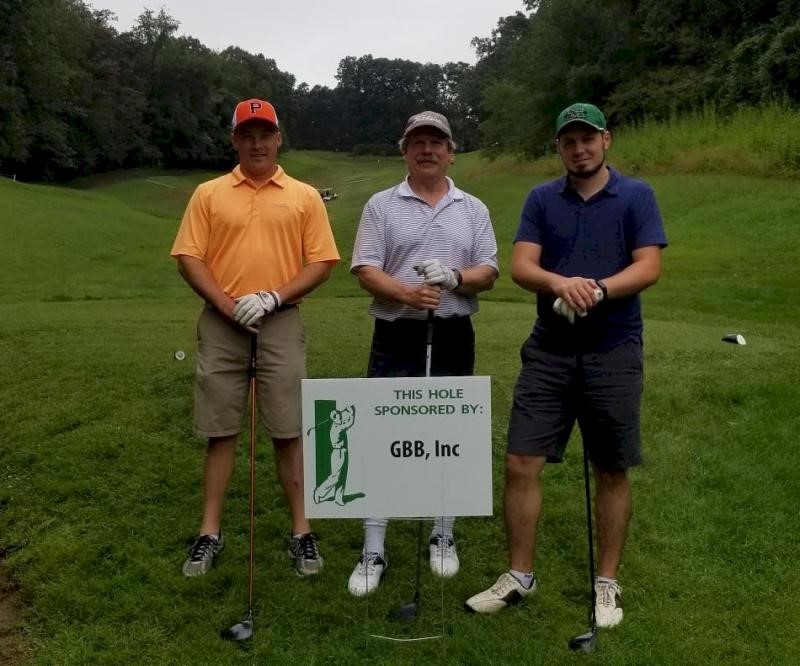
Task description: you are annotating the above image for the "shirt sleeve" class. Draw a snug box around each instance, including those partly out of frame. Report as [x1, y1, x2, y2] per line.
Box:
[514, 188, 544, 245]
[351, 194, 386, 272]
[631, 183, 668, 249]
[302, 187, 340, 264]
[170, 185, 211, 259]
[470, 199, 499, 273]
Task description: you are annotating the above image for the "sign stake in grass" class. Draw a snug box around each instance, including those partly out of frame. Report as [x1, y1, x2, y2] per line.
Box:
[220, 334, 258, 642]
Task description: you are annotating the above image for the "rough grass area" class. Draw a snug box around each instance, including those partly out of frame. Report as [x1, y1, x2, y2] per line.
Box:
[478, 103, 800, 181]
[1, 137, 799, 664]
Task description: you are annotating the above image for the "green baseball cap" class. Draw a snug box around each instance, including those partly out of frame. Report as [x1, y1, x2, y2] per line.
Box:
[555, 103, 607, 136]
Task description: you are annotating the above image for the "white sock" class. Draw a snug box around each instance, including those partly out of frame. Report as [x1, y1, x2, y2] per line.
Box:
[363, 517, 388, 556]
[430, 516, 455, 540]
[510, 569, 535, 589]
[595, 576, 617, 585]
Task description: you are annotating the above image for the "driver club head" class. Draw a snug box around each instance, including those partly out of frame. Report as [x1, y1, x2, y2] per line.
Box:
[220, 609, 253, 641]
[568, 628, 598, 653]
[387, 601, 419, 622]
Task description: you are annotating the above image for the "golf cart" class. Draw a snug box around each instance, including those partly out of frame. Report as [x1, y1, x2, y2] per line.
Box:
[318, 187, 338, 202]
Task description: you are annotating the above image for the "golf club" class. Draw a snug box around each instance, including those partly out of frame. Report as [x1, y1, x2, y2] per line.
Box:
[387, 520, 424, 622]
[220, 333, 258, 642]
[387, 309, 434, 622]
[568, 440, 598, 653]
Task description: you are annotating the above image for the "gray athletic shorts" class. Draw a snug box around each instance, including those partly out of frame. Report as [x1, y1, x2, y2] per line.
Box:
[194, 304, 305, 439]
[507, 337, 643, 469]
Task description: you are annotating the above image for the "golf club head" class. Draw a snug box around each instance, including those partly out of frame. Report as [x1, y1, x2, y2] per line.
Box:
[568, 629, 598, 653]
[387, 601, 419, 622]
[722, 333, 747, 345]
[220, 609, 253, 641]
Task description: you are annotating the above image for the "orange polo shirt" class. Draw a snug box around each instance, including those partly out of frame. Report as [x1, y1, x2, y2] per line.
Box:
[171, 165, 339, 298]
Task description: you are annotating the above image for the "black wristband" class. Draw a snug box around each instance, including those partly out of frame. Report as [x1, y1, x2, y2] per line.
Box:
[597, 280, 608, 300]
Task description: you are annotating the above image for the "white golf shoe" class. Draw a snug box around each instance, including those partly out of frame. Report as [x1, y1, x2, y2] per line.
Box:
[594, 579, 624, 628]
[464, 572, 536, 614]
[429, 535, 460, 577]
[348, 552, 387, 597]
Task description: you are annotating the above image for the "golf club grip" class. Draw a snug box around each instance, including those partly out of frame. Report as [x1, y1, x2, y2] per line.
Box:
[249, 333, 257, 378]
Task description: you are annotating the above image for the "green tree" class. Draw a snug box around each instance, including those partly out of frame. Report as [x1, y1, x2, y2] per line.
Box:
[334, 55, 445, 151]
[0, 0, 30, 167]
[478, 0, 637, 155]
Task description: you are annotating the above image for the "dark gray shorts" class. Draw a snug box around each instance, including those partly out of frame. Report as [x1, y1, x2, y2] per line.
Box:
[507, 337, 643, 469]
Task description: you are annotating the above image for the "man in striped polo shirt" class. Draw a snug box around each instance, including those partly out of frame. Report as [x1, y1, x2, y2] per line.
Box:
[347, 111, 499, 597]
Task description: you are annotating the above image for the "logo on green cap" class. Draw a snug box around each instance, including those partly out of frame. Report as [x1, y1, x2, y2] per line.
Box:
[556, 103, 606, 136]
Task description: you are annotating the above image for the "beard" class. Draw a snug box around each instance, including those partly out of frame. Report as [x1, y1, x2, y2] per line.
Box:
[567, 161, 605, 180]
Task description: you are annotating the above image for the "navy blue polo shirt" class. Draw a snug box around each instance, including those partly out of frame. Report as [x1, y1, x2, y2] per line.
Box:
[515, 166, 667, 352]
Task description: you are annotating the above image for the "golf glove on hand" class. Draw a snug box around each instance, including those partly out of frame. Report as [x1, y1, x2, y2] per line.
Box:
[233, 290, 280, 328]
[553, 289, 604, 324]
[414, 259, 459, 291]
[552, 297, 577, 324]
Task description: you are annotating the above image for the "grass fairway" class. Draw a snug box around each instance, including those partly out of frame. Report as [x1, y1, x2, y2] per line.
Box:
[1, 150, 799, 665]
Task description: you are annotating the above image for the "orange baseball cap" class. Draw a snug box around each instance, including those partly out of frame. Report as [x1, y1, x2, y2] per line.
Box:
[231, 99, 279, 130]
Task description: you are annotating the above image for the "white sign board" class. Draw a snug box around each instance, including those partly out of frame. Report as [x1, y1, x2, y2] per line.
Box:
[302, 376, 492, 518]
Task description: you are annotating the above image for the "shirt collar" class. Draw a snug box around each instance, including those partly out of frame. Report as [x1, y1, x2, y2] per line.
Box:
[231, 164, 286, 189]
[398, 175, 464, 201]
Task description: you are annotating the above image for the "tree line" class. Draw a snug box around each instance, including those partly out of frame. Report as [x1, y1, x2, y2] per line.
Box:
[2, 0, 799, 181]
[476, 0, 800, 155]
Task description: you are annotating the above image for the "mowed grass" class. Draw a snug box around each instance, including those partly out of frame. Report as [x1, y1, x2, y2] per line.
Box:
[1, 142, 799, 665]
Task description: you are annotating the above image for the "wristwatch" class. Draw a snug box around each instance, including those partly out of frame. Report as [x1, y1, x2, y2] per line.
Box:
[597, 280, 608, 300]
[453, 268, 463, 290]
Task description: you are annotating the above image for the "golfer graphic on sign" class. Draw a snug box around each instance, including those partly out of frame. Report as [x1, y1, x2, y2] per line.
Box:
[313, 405, 356, 506]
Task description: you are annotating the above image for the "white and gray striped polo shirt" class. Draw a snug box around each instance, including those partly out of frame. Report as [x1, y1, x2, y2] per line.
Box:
[351, 176, 498, 321]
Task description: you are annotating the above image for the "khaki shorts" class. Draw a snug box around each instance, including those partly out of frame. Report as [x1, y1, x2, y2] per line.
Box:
[194, 305, 306, 439]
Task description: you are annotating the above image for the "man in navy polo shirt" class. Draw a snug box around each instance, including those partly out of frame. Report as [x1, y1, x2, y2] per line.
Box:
[466, 103, 667, 629]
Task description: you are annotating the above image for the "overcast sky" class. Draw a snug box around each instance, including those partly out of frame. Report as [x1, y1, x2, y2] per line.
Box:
[92, 0, 529, 88]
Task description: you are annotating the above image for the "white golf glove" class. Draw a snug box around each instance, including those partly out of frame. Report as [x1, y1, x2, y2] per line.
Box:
[552, 289, 604, 324]
[233, 290, 281, 328]
[414, 259, 459, 291]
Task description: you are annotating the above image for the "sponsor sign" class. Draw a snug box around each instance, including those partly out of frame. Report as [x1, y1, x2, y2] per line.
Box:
[302, 376, 492, 518]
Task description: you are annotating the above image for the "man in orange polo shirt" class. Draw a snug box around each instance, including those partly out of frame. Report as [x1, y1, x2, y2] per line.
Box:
[171, 98, 340, 578]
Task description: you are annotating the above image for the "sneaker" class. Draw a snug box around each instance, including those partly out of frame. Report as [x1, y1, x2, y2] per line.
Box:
[429, 535, 459, 577]
[182, 533, 223, 577]
[595, 579, 623, 628]
[347, 552, 388, 597]
[464, 572, 536, 614]
[288, 532, 324, 576]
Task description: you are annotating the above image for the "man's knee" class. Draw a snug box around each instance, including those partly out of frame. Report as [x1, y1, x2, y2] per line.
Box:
[593, 465, 629, 491]
[208, 435, 237, 452]
[505, 453, 545, 486]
